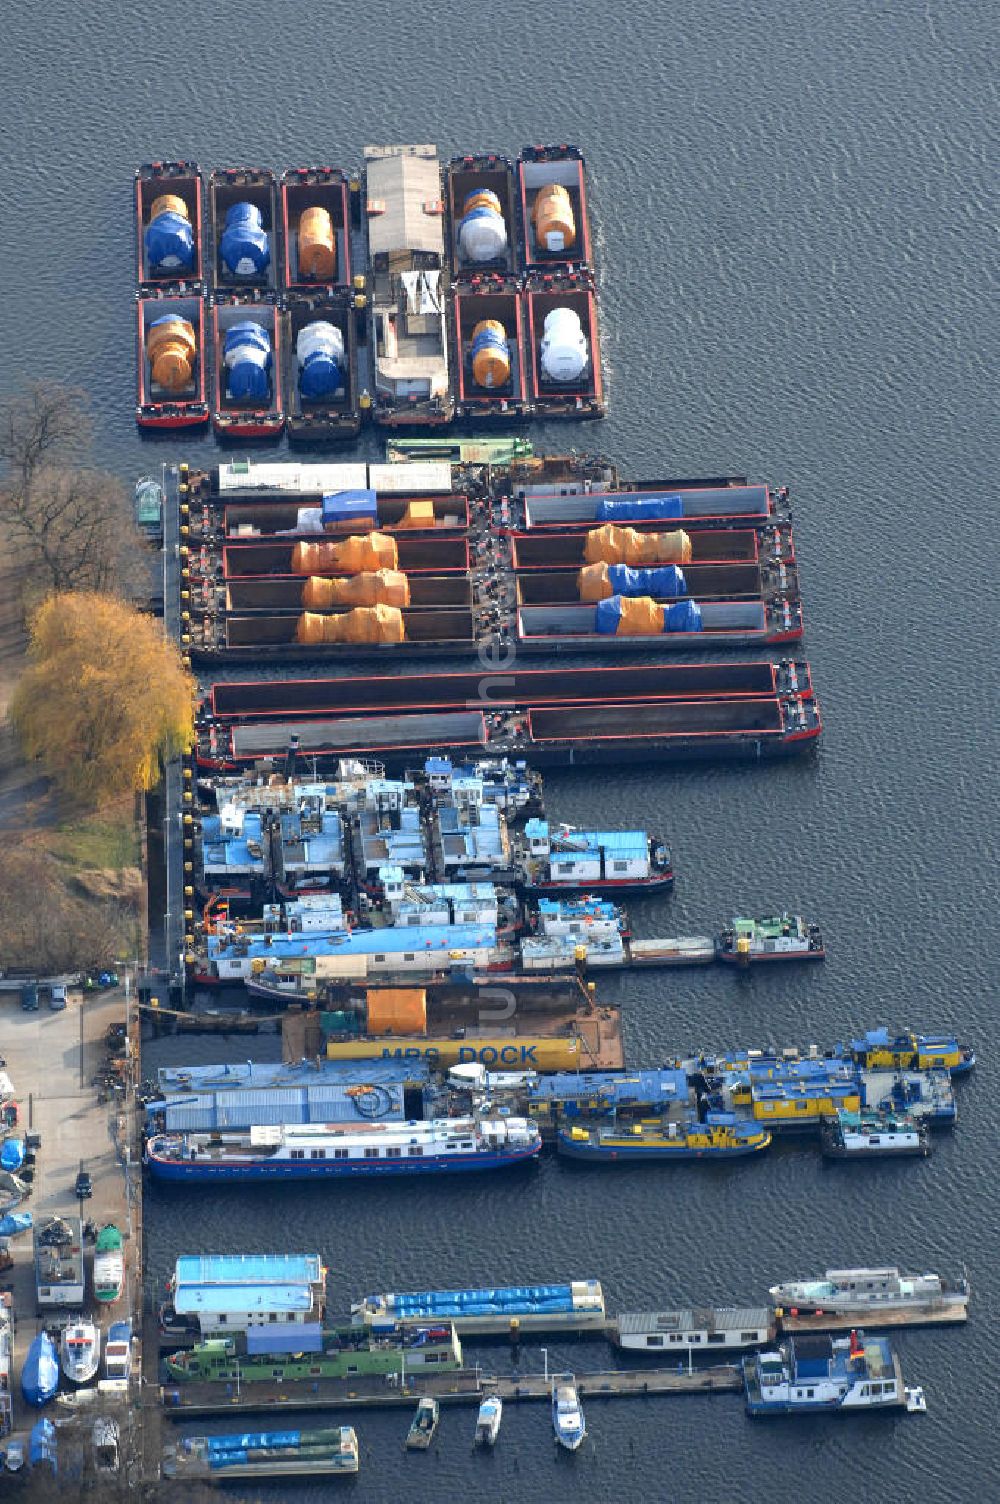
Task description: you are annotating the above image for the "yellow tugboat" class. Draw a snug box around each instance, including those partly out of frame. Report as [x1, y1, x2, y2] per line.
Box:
[556, 1112, 771, 1162]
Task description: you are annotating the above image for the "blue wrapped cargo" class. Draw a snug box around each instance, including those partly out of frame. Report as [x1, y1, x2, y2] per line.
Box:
[29, 1418, 57, 1470]
[596, 494, 684, 521]
[321, 490, 378, 528]
[223, 321, 272, 402]
[207, 1431, 302, 1452]
[145, 211, 196, 274]
[663, 599, 703, 632]
[246, 1322, 324, 1356]
[606, 564, 687, 598]
[220, 202, 271, 277]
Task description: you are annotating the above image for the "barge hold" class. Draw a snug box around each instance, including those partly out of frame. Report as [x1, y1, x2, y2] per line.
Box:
[282, 292, 361, 443]
[365, 144, 452, 427]
[517, 145, 593, 270]
[136, 161, 204, 288]
[208, 167, 279, 294]
[218, 490, 469, 537]
[136, 293, 209, 429]
[525, 271, 605, 419]
[211, 294, 284, 438]
[514, 484, 782, 532]
[280, 167, 353, 292]
[447, 153, 519, 276]
[453, 276, 531, 421]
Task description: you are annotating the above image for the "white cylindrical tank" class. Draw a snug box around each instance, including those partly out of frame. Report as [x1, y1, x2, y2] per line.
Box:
[458, 189, 508, 264]
[540, 307, 589, 383]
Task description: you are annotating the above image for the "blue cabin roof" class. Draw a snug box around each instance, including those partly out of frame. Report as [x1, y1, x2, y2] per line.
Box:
[528, 1069, 689, 1105]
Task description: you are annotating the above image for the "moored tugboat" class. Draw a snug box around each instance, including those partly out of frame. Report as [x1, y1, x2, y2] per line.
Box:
[557, 1113, 771, 1163]
[716, 914, 824, 964]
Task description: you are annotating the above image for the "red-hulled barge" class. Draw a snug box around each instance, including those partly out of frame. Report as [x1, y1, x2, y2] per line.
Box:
[136, 293, 209, 429]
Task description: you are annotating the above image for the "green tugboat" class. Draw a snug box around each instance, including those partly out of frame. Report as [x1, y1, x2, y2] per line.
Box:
[165, 1324, 463, 1384]
[717, 914, 824, 965]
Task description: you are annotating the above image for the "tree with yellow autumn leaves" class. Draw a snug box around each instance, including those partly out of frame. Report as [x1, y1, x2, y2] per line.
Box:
[10, 592, 194, 807]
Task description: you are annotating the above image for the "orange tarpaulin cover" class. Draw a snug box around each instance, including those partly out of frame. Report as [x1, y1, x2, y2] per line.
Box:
[301, 570, 410, 609]
[291, 533, 399, 575]
[582, 525, 692, 567]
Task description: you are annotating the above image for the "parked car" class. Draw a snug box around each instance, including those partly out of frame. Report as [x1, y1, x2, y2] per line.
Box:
[20, 982, 39, 1011]
[48, 984, 68, 1011]
[74, 1170, 93, 1200]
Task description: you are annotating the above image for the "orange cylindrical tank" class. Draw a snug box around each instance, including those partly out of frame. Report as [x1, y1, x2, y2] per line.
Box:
[532, 183, 576, 252]
[291, 533, 399, 576]
[149, 193, 189, 223]
[146, 315, 197, 391]
[365, 988, 428, 1036]
[578, 562, 613, 601]
[583, 525, 692, 566]
[298, 206, 337, 280]
[295, 604, 406, 644]
[470, 319, 511, 389]
[301, 570, 410, 609]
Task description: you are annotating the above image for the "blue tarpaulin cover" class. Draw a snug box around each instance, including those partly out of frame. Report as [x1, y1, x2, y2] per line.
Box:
[145, 212, 195, 273]
[596, 494, 684, 521]
[606, 564, 687, 598]
[321, 491, 378, 526]
[663, 599, 703, 632]
[220, 202, 271, 276]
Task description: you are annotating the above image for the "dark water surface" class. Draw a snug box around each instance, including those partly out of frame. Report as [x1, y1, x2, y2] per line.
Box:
[6, 0, 998, 1498]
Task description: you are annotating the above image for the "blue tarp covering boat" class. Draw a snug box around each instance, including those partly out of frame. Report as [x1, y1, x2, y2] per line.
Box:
[605, 564, 687, 598]
[321, 490, 378, 527]
[22, 1332, 59, 1406]
[0, 1210, 32, 1236]
[29, 1417, 57, 1470]
[0, 1139, 25, 1172]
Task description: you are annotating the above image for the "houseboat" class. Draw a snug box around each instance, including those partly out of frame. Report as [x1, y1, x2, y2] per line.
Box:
[613, 1306, 773, 1354]
[557, 1114, 772, 1162]
[136, 293, 209, 429]
[768, 1268, 970, 1324]
[846, 1028, 975, 1075]
[208, 167, 279, 294]
[282, 293, 361, 443]
[160, 1252, 327, 1341]
[280, 167, 353, 292]
[212, 295, 284, 438]
[365, 145, 453, 427]
[135, 161, 203, 288]
[453, 277, 531, 420]
[517, 145, 592, 269]
[743, 1332, 907, 1415]
[525, 274, 604, 419]
[146, 1116, 541, 1183]
[716, 915, 824, 963]
[820, 1109, 930, 1159]
[516, 821, 672, 895]
[447, 153, 518, 276]
[166, 1323, 462, 1384]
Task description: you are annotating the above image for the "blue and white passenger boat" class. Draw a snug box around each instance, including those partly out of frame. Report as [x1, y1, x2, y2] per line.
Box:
[551, 1373, 586, 1449]
[145, 1116, 541, 1183]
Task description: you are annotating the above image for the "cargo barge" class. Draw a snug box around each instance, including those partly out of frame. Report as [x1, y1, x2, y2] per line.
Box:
[525, 272, 604, 419]
[365, 144, 452, 427]
[447, 153, 519, 276]
[281, 292, 361, 443]
[211, 295, 284, 438]
[172, 1426, 359, 1480]
[517, 145, 592, 270]
[136, 161, 204, 289]
[513, 483, 782, 532]
[452, 277, 531, 420]
[280, 167, 353, 292]
[136, 293, 209, 429]
[208, 167, 279, 294]
[218, 494, 470, 540]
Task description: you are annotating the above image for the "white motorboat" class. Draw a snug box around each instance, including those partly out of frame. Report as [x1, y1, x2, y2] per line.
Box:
[474, 1393, 502, 1447]
[61, 1320, 100, 1385]
[551, 1373, 586, 1450]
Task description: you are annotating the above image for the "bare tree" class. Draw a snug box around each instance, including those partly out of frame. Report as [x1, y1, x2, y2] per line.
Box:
[0, 841, 131, 974]
[0, 382, 150, 607]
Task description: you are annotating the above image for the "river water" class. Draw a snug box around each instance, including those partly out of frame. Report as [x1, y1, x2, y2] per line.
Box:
[5, 0, 997, 1498]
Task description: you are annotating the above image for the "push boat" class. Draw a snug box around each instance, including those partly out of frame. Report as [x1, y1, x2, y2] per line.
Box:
[557, 1114, 772, 1162]
[135, 161, 204, 288]
[60, 1320, 100, 1386]
[768, 1268, 969, 1324]
[176, 1426, 359, 1480]
[847, 1028, 975, 1075]
[551, 1373, 586, 1450]
[136, 293, 209, 429]
[208, 167, 279, 294]
[406, 1396, 439, 1449]
[145, 1115, 542, 1182]
[743, 1331, 907, 1415]
[282, 293, 361, 443]
[820, 1109, 930, 1159]
[280, 167, 353, 292]
[212, 295, 284, 438]
[93, 1223, 125, 1304]
[21, 1332, 59, 1406]
[365, 144, 453, 428]
[516, 823, 673, 895]
[716, 914, 824, 964]
[475, 1393, 503, 1446]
